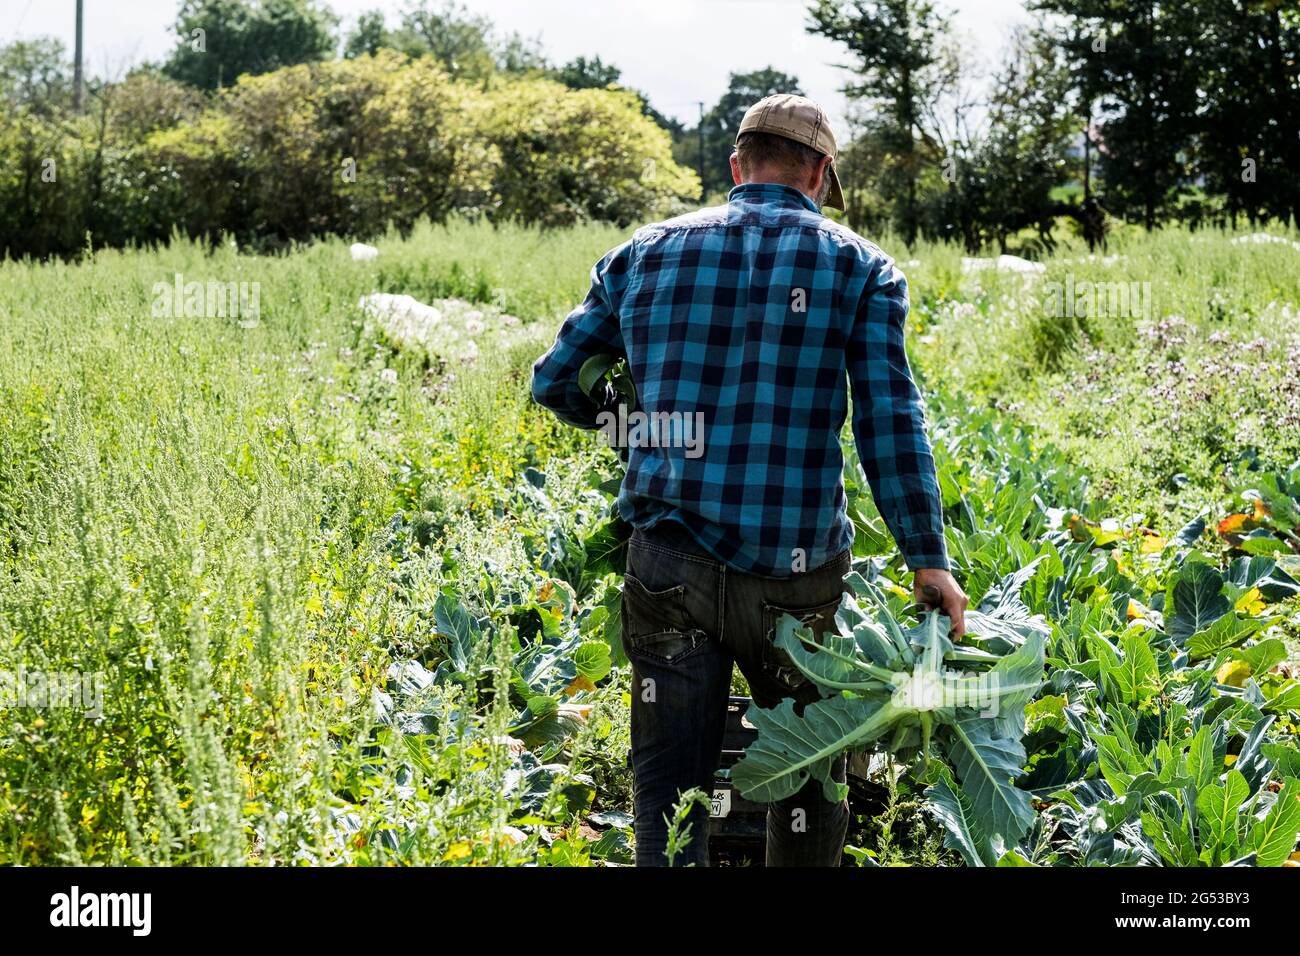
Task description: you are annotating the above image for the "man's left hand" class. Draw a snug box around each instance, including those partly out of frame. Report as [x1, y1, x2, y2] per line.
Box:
[913, 568, 969, 641]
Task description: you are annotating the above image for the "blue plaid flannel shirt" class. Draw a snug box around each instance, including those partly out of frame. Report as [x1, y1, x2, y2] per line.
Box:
[531, 182, 949, 577]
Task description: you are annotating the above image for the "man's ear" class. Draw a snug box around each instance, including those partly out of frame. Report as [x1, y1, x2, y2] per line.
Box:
[811, 154, 833, 196]
[730, 152, 743, 186]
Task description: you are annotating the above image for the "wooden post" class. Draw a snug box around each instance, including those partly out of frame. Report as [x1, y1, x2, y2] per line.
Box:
[697, 101, 706, 201]
[73, 0, 85, 112]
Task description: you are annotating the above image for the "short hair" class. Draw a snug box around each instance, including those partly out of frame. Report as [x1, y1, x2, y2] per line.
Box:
[734, 131, 825, 178]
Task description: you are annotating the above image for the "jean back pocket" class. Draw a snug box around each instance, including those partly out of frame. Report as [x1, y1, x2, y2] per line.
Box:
[761, 595, 844, 693]
[621, 573, 708, 664]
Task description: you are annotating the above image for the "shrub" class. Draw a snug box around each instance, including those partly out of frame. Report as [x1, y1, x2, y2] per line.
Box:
[479, 79, 699, 228]
[0, 53, 700, 257]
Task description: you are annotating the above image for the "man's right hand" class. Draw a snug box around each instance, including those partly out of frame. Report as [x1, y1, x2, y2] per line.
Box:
[913, 568, 969, 641]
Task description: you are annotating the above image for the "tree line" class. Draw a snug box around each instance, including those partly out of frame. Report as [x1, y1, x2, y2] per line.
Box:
[0, 1, 700, 259]
[0, 0, 1296, 259]
[806, 0, 1299, 250]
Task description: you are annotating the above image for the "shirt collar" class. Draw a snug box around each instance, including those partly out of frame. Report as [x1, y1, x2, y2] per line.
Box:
[728, 182, 821, 215]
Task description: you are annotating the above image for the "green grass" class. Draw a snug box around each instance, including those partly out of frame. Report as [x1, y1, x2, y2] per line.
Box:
[1, 217, 1296, 865]
[0, 220, 626, 863]
[905, 224, 1300, 525]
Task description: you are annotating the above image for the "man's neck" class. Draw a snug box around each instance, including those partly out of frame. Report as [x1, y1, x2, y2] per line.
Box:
[740, 176, 815, 204]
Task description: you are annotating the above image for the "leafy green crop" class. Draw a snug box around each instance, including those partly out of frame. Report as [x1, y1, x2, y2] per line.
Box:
[5, 221, 1299, 867]
[733, 405, 1300, 867]
[732, 573, 1048, 856]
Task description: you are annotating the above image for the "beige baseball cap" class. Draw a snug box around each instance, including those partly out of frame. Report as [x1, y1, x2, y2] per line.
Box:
[735, 93, 845, 211]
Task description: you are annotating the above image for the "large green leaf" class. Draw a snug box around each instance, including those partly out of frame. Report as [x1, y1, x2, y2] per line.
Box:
[600, 586, 626, 668]
[1188, 614, 1264, 661]
[963, 603, 1051, 656]
[1184, 726, 1218, 790]
[944, 719, 1035, 847]
[1093, 732, 1148, 796]
[1249, 777, 1300, 867]
[996, 849, 1039, 866]
[773, 612, 891, 691]
[1143, 802, 1198, 866]
[1172, 515, 1208, 548]
[1110, 630, 1161, 705]
[434, 594, 481, 673]
[845, 480, 894, 557]
[1262, 680, 1300, 715]
[738, 594, 1045, 852]
[582, 515, 631, 579]
[925, 767, 996, 867]
[1227, 555, 1300, 600]
[1230, 638, 1288, 677]
[1167, 560, 1230, 644]
[572, 641, 611, 682]
[730, 694, 896, 803]
[1196, 770, 1249, 864]
[983, 633, 1047, 739]
[1262, 744, 1300, 779]
[578, 353, 621, 399]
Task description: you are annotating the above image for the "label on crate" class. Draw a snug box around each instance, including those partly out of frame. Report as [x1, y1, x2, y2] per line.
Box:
[710, 788, 732, 818]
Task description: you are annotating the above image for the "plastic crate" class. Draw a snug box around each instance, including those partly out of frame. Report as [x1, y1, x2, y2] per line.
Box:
[620, 696, 889, 864]
[707, 696, 889, 865]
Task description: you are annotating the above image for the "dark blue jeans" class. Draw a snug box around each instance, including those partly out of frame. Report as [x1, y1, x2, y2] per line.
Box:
[620, 521, 851, 867]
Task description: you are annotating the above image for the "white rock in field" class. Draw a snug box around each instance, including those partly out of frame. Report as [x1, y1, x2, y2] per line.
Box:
[358, 293, 444, 349]
[962, 254, 1046, 275]
[362, 293, 530, 362]
[1000, 254, 1047, 273]
[350, 242, 380, 261]
[1230, 233, 1300, 251]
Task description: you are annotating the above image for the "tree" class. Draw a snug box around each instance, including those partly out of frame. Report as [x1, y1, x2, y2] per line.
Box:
[808, 0, 958, 244]
[348, 2, 547, 81]
[163, 0, 339, 92]
[546, 56, 678, 135]
[689, 68, 804, 198]
[105, 69, 207, 140]
[1031, 0, 1201, 230]
[495, 32, 549, 75]
[550, 56, 622, 90]
[343, 10, 389, 59]
[1194, 0, 1300, 226]
[964, 27, 1078, 251]
[389, 0, 497, 80]
[0, 37, 72, 118]
[481, 80, 699, 228]
[339, 6, 676, 137]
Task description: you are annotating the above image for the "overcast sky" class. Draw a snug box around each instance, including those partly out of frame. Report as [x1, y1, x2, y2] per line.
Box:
[4, 0, 1030, 126]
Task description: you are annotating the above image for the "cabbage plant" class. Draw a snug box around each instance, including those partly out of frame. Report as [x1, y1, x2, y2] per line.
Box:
[732, 573, 1048, 855]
